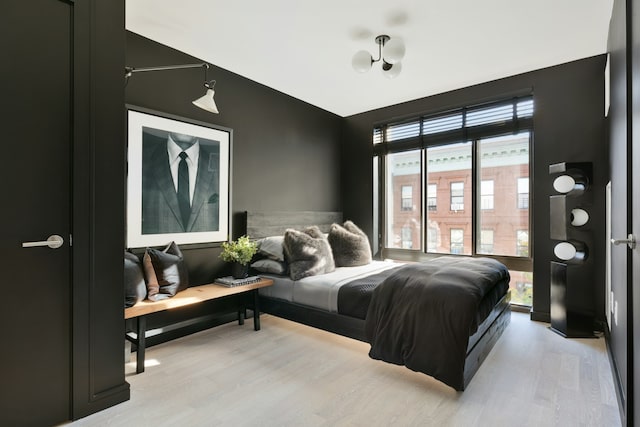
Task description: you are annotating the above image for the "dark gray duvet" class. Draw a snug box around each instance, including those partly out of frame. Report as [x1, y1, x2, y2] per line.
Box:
[364, 256, 510, 391]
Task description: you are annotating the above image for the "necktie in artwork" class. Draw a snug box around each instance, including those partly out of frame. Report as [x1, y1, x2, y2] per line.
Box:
[177, 152, 190, 230]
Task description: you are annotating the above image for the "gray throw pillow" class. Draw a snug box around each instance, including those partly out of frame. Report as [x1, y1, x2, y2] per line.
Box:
[124, 251, 147, 307]
[328, 220, 372, 267]
[143, 241, 189, 301]
[257, 236, 285, 261]
[284, 226, 335, 280]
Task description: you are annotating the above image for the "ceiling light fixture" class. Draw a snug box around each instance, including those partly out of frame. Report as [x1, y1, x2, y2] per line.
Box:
[352, 35, 405, 79]
[124, 63, 219, 114]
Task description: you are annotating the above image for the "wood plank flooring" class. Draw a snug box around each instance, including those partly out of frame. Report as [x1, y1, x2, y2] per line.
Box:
[70, 312, 621, 426]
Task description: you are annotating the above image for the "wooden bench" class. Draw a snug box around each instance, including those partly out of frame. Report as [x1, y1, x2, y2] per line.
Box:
[125, 278, 274, 373]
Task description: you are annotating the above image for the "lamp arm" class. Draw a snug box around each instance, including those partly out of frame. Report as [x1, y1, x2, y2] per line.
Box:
[371, 35, 390, 64]
[124, 62, 209, 79]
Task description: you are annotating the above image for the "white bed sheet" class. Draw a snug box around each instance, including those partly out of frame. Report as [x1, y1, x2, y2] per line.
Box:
[258, 260, 400, 312]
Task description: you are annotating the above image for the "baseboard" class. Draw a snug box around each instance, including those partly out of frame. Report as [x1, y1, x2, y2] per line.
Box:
[603, 326, 626, 426]
[72, 382, 130, 421]
[530, 310, 550, 323]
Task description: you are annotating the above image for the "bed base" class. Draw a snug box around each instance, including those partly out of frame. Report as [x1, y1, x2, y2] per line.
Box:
[259, 291, 511, 390]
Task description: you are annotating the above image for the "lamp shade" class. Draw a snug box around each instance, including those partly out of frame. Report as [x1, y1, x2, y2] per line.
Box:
[384, 38, 405, 64]
[352, 50, 373, 73]
[570, 208, 589, 226]
[553, 175, 575, 193]
[192, 88, 219, 114]
[382, 62, 402, 79]
[553, 240, 587, 263]
[554, 242, 577, 260]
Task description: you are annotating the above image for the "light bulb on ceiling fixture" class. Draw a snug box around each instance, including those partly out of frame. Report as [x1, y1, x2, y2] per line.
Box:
[382, 61, 402, 79]
[351, 34, 405, 78]
[383, 37, 405, 64]
[352, 50, 373, 73]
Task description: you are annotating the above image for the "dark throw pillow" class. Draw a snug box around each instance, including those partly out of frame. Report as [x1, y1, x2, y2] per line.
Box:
[283, 226, 335, 280]
[143, 241, 189, 301]
[250, 258, 288, 275]
[124, 251, 147, 307]
[328, 220, 372, 267]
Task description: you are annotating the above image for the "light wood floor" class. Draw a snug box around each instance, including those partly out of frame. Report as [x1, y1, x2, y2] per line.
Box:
[71, 312, 621, 426]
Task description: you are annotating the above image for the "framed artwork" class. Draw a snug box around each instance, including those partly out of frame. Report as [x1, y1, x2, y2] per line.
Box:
[126, 106, 232, 248]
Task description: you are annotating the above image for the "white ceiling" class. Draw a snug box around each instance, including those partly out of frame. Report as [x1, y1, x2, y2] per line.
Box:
[126, 0, 613, 117]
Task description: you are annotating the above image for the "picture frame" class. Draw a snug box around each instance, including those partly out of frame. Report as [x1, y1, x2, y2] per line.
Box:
[126, 106, 232, 248]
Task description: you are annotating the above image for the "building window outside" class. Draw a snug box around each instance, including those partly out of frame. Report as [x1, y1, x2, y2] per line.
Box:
[480, 180, 494, 210]
[450, 229, 464, 254]
[427, 183, 437, 211]
[450, 182, 464, 211]
[427, 223, 439, 252]
[401, 226, 413, 249]
[401, 185, 413, 211]
[517, 177, 529, 209]
[516, 230, 529, 257]
[479, 229, 494, 254]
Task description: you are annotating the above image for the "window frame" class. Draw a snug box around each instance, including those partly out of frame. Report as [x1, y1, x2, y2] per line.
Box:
[373, 95, 533, 273]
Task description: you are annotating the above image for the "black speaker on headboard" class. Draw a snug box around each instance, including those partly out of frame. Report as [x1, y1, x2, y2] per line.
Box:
[548, 162, 595, 338]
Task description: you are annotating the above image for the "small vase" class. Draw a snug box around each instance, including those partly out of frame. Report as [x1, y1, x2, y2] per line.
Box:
[231, 262, 249, 279]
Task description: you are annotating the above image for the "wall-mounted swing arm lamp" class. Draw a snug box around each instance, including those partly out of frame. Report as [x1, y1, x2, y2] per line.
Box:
[124, 62, 219, 114]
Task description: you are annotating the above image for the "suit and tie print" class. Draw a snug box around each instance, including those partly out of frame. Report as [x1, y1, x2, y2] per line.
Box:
[141, 131, 220, 234]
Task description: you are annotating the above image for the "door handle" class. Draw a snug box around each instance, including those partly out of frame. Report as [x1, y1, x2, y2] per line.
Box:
[22, 234, 64, 249]
[611, 234, 636, 250]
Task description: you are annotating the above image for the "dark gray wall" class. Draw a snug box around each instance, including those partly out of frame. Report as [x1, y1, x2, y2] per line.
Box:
[341, 56, 608, 325]
[125, 32, 343, 284]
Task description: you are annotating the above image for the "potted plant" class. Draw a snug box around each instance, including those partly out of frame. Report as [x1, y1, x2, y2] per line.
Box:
[219, 235, 258, 279]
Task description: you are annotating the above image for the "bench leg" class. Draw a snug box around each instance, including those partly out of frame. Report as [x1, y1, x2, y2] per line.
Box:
[253, 289, 261, 331]
[136, 316, 146, 374]
[238, 307, 244, 325]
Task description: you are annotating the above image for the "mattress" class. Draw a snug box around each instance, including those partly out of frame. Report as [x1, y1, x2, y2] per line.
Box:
[258, 260, 400, 312]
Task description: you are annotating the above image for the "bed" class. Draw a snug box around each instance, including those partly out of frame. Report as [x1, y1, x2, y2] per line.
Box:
[246, 211, 511, 391]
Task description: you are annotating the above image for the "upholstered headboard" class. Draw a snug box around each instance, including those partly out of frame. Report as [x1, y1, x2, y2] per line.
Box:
[246, 211, 343, 239]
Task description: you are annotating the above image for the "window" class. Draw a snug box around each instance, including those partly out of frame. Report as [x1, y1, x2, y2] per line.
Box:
[450, 229, 464, 254]
[427, 143, 472, 255]
[374, 95, 533, 298]
[401, 185, 413, 211]
[450, 182, 464, 211]
[478, 133, 530, 257]
[517, 177, 529, 209]
[479, 229, 494, 254]
[480, 180, 494, 210]
[427, 184, 437, 211]
[516, 230, 529, 257]
[385, 150, 421, 249]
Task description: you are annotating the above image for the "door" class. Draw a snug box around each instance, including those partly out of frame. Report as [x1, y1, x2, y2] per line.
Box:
[633, 0, 640, 423]
[608, 0, 630, 421]
[1, 1, 73, 425]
